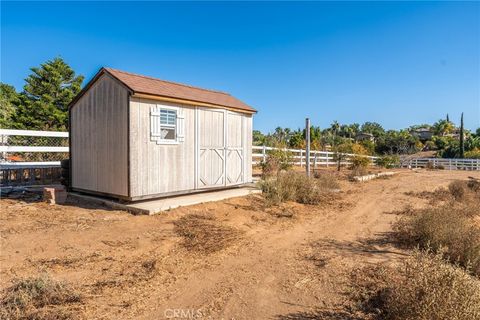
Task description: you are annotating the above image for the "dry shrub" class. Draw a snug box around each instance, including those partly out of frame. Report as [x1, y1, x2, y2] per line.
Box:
[0, 274, 82, 320]
[393, 205, 480, 275]
[405, 179, 480, 206]
[260, 148, 293, 178]
[313, 171, 340, 190]
[350, 250, 480, 320]
[173, 213, 242, 253]
[260, 171, 337, 206]
[449, 180, 467, 200]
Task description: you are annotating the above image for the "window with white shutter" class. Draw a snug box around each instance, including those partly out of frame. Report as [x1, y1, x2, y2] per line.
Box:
[150, 105, 185, 144]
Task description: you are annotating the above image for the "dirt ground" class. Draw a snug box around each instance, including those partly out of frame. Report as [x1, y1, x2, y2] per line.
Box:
[1, 169, 478, 319]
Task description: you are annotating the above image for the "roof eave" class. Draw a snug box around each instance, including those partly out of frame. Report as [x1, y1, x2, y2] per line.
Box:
[68, 68, 134, 110]
[131, 92, 257, 114]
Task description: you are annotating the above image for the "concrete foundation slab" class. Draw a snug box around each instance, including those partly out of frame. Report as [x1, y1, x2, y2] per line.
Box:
[69, 186, 261, 215]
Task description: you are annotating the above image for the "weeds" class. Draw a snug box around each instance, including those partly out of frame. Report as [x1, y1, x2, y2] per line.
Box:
[0, 274, 82, 320]
[260, 171, 338, 206]
[313, 171, 340, 190]
[173, 213, 242, 253]
[259, 147, 293, 178]
[393, 179, 480, 276]
[350, 250, 480, 320]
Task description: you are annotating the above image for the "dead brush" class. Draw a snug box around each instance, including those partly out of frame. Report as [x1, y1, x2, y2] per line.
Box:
[173, 213, 243, 254]
[0, 274, 83, 320]
[313, 171, 340, 190]
[349, 250, 480, 320]
[393, 205, 480, 276]
[260, 171, 338, 206]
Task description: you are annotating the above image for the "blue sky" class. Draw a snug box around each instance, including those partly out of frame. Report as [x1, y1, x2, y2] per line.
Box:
[1, 1, 479, 132]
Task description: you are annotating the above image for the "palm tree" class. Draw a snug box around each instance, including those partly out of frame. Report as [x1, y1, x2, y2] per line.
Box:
[433, 119, 454, 136]
[330, 121, 340, 145]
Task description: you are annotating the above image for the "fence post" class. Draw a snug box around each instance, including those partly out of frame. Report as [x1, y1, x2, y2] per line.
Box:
[313, 152, 317, 169]
[300, 150, 303, 167]
[305, 118, 311, 177]
[262, 145, 266, 163]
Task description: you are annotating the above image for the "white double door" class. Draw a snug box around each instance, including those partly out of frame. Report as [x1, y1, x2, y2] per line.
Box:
[197, 108, 245, 188]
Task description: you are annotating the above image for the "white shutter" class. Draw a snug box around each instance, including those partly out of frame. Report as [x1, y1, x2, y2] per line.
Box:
[177, 108, 185, 142]
[150, 106, 162, 140]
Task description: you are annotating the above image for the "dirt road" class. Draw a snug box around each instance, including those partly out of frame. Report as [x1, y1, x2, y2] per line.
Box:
[1, 169, 477, 319]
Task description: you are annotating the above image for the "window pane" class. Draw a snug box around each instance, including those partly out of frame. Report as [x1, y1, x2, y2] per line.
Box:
[160, 109, 177, 125]
[160, 127, 176, 140]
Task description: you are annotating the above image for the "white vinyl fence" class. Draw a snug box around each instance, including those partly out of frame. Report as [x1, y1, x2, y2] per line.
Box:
[400, 157, 480, 171]
[2, 129, 479, 186]
[253, 145, 378, 168]
[1, 129, 68, 186]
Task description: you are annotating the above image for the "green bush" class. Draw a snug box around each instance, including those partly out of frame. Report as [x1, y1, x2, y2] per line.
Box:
[465, 149, 480, 159]
[376, 155, 400, 168]
[351, 250, 480, 320]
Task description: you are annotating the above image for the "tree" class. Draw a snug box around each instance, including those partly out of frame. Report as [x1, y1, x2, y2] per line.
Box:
[330, 121, 340, 144]
[333, 141, 352, 171]
[476, 128, 480, 138]
[446, 114, 450, 122]
[459, 113, 464, 158]
[375, 130, 420, 155]
[0, 83, 20, 128]
[252, 130, 266, 146]
[13, 57, 84, 130]
[360, 122, 385, 139]
[432, 119, 454, 136]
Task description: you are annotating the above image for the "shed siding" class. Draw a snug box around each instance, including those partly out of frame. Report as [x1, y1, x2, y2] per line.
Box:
[129, 98, 253, 198]
[71, 74, 129, 196]
[129, 97, 196, 197]
[245, 115, 253, 182]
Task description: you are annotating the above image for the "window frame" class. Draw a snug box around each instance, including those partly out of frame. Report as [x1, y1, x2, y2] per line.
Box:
[151, 104, 180, 145]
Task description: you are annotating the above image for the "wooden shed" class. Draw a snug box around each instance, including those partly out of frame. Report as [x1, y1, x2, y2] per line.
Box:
[69, 68, 256, 201]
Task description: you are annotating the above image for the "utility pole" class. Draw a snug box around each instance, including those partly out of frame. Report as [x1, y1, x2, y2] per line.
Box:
[460, 112, 464, 158]
[306, 118, 311, 177]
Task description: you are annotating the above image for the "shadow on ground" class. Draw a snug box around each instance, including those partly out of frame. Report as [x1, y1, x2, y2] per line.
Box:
[275, 309, 362, 320]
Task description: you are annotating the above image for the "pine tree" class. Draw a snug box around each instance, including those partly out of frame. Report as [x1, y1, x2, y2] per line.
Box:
[0, 83, 20, 128]
[13, 57, 84, 130]
[459, 112, 464, 158]
[446, 113, 449, 122]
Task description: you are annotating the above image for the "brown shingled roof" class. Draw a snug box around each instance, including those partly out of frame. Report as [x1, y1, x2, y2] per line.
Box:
[104, 68, 255, 113]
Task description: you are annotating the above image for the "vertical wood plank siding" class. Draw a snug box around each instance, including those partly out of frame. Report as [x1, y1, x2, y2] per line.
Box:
[71, 74, 129, 196]
[245, 115, 253, 182]
[129, 98, 253, 198]
[129, 98, 196, 197]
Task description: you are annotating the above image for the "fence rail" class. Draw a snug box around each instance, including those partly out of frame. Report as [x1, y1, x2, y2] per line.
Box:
[1, 129, 68, 186]
[2, 129, 479, 187]
[252, 145, 378, 167]
[400, 158, 480, 171]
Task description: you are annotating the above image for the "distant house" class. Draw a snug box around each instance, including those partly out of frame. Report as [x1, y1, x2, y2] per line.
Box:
[355, 132, 375, 142]
[411, 128, 433, 141]
[444, 128, 463, 139]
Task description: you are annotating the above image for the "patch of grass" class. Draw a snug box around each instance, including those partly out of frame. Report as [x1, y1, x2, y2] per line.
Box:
[260, 171, 338, 206]
[350, 250, 480, 320]
[173, 213, 243, 254]
[0, 274, 82, 320]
